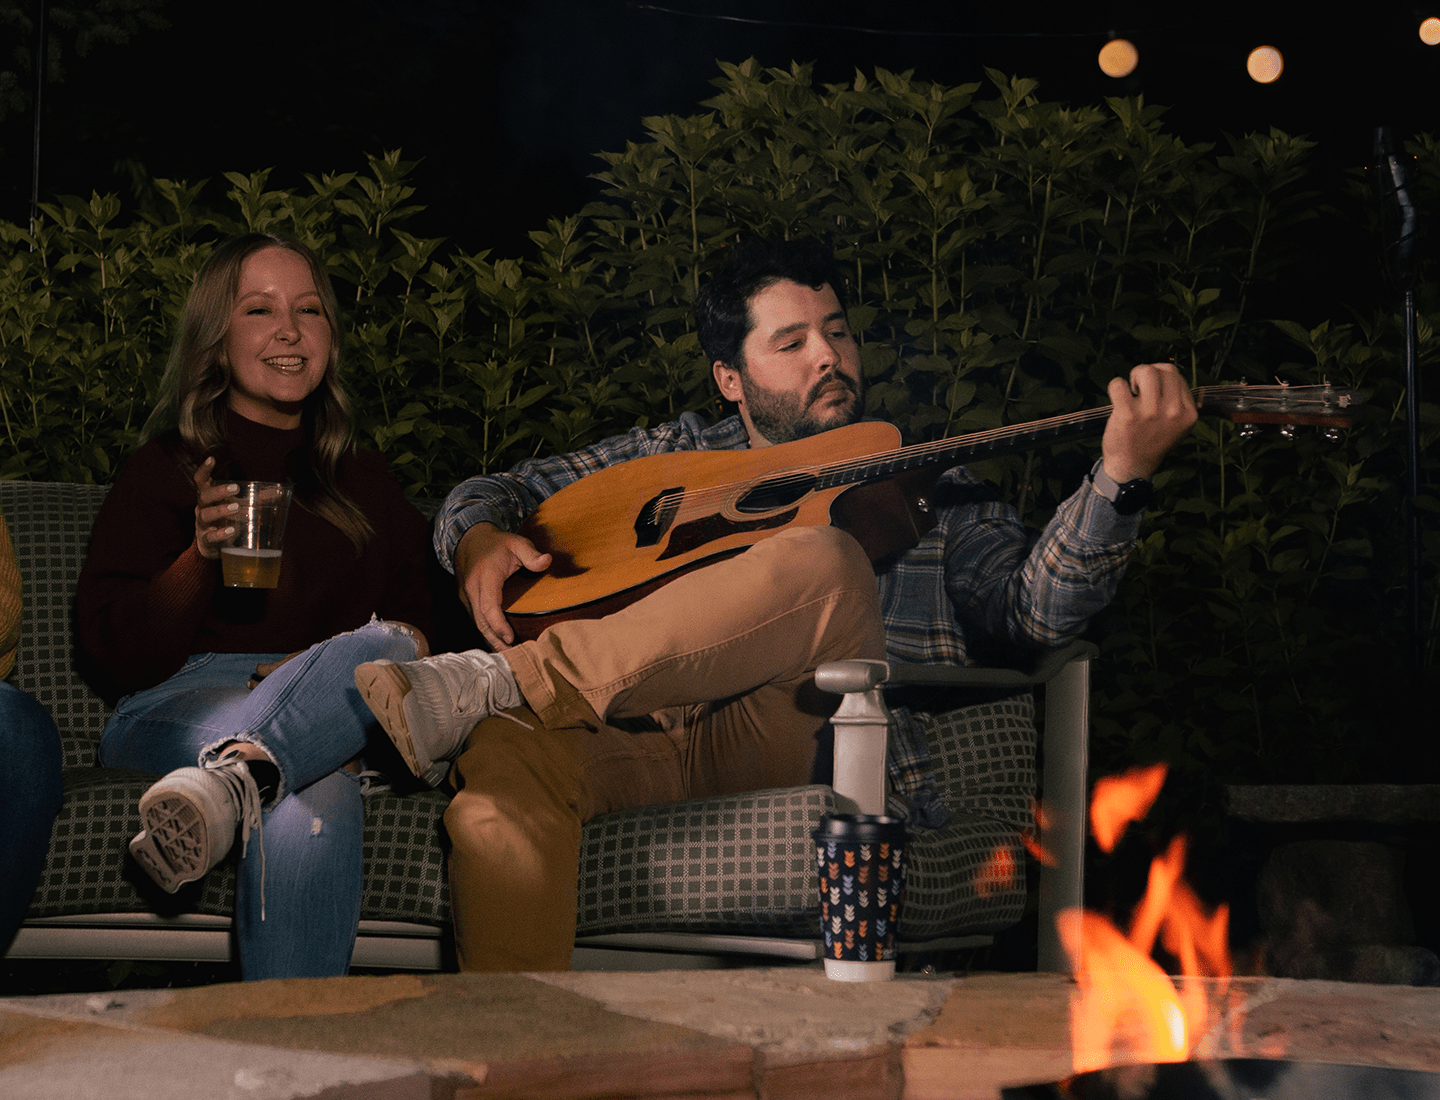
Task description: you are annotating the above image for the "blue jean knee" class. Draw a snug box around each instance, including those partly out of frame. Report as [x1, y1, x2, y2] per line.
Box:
[195, 617, 420, 797]
[101, 617, 419, 796]
[99, 618, 417, 981]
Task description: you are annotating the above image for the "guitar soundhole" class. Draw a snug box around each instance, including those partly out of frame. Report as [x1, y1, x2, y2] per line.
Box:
[658, 507, 799, 561]
[736, 473, 818, 514]
[633, 486, 684, 548]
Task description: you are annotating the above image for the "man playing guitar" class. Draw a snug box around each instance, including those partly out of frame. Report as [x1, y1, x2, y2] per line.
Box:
[356, 237, 1198, 972]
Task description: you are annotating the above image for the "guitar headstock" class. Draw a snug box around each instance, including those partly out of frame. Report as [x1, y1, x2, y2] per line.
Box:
[1197, 383, 1364, 431]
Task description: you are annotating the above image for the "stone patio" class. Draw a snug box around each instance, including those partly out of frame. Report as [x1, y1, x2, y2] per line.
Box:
[3, 968, 1440, 1099]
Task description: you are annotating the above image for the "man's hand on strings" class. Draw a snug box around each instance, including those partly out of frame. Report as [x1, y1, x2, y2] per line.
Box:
[453, 522, 552, 651]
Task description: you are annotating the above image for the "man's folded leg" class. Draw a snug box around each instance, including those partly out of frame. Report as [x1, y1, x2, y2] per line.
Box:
[445, 706, 586, 972]
[509, 525, 885, 732]
[360, 527, 883, 784]
[445, 706, 687, 971]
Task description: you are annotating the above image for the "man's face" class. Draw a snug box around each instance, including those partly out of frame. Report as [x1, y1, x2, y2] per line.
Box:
[712, 279, 863, 447]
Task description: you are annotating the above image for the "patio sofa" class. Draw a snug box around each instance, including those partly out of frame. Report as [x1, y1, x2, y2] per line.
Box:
[1, 478, 1089, 971]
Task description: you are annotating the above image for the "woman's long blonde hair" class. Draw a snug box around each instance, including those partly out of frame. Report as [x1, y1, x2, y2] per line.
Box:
[143, 234, 372, 553]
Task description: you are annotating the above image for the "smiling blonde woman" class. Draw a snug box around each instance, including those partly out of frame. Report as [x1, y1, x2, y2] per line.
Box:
[76, 235, 434, 980]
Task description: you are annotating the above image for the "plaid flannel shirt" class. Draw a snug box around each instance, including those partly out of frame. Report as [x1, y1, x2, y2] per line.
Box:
[436, 412, 1141, 817]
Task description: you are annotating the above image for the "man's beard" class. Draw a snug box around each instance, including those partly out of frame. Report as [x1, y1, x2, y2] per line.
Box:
[741, 371, 863, 444]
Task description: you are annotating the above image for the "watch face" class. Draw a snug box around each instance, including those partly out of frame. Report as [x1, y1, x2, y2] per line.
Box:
[1113, 478, 1153, 515]
[1090, 464, 1152, 514]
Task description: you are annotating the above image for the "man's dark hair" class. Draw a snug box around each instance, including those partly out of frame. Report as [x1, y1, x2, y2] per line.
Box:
[695, 237, 847, 369]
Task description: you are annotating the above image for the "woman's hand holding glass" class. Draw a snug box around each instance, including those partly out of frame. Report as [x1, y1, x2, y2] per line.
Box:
[192, 456, 240, 560]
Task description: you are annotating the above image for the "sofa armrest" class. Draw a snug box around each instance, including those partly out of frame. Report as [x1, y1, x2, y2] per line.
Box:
[815, 641, 1097, 973]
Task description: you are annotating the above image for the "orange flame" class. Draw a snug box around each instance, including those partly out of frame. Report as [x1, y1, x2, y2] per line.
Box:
[1024, 800, 1059, 867]
[1089, 762, 1167, 853]
[1059, 909, 1190, 1072]
[975, 844, 1018, 897]
[1063, 764, 1233, 1073]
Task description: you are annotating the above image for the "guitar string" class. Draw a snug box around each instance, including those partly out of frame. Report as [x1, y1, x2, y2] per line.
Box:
[644, 384, 1344, 519]
[645, 384, 1338, 518]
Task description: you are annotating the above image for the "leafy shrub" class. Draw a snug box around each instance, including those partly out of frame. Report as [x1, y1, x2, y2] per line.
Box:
[1, 61, 1435, 786]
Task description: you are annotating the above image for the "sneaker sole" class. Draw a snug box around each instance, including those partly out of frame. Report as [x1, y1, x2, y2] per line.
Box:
[129, 793, 212, 893]
[354, 662, 427, 779]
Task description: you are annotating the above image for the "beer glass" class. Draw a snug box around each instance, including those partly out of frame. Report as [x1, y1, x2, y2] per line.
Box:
[219, 481, 293, 588]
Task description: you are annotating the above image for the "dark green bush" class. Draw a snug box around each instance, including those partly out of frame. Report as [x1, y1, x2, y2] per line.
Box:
[2, 62, 1435, 786]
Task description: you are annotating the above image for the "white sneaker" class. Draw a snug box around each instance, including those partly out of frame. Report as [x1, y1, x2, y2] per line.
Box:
[128, 750, 264, 894]
[354, 650, 522, 785]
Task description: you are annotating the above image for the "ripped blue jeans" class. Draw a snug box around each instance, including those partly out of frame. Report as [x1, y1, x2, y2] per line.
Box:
[98, 618, 419, 980]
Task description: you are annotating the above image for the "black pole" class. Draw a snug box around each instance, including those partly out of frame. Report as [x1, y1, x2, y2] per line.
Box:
[28, 0, 47, 241]
[1403, 287, 1421, 671]
[1373, 126, 1423, 671]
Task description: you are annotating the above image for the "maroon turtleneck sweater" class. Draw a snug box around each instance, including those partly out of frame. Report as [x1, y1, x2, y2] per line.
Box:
[77, 411, 433, 696]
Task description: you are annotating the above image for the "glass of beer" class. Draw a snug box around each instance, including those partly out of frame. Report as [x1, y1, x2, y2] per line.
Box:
[219, 482, 293, 588]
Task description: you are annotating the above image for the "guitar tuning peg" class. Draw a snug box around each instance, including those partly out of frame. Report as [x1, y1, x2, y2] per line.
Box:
[1237, 423, 1259, 441]
[1323, 427, 1343, 443]
[1278, 424, 1297, 441]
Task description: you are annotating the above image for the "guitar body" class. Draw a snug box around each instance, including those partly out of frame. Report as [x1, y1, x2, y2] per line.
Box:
[503, 421, 913, 634]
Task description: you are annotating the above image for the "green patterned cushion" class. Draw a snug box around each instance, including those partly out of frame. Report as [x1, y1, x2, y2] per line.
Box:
[900, 696, 1035, 940]
[2, 481, 112, 769]
[575, 786, 837, 937]
[360, 789, 450, 923]
[571, 697, 1035, 941]
[27, 769, 451, 925]
[26, 767, 237, 919]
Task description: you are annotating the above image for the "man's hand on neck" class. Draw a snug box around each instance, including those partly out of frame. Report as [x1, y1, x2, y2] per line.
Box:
[1100, 362, 1199, 482]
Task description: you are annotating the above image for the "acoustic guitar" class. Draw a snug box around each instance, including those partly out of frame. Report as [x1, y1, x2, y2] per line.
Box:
[500, 383, 1361, 641]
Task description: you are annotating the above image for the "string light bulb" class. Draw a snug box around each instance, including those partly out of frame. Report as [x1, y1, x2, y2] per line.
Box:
[1421, 17, 1440, 46]
[1246, 45, 1284, 84]
[1098, 38, 1139, 78]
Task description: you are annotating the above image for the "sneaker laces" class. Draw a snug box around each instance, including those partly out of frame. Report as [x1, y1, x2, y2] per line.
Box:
[209, 752, 267, 920]
[357, 768, 391, 796]
[425, 651, 523, 718]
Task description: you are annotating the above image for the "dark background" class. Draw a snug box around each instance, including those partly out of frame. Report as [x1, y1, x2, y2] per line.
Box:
[3, 0, 1437, 262]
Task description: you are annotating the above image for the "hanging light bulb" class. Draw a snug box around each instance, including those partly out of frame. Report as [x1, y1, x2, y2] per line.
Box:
[1247, 45, 1285, 84]
[1099, 38, 1139, 78]
[1420, 17, 1440, 46]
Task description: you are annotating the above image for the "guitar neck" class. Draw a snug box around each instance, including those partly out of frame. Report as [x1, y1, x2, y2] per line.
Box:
[814, 383, 1359, 491]
[816, 409, 1108, 490]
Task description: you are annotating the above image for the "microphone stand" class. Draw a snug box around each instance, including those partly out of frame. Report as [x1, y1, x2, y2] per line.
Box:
[1372, 126, 1423, 672]
[1402, 284, 1420, 673]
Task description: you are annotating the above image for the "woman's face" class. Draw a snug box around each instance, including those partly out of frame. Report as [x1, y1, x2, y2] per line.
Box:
[223, 247, 332, 430]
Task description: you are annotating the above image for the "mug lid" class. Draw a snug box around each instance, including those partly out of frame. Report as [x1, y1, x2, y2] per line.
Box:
[813, 812, 907, 843]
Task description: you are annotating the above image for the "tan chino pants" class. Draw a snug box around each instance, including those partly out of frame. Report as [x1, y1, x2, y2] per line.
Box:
[443, 525, 885, 971]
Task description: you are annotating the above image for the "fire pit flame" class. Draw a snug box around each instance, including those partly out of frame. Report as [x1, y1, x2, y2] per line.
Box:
[1090, 762, 1167, 854]
[1060, 763, 1235, 1074]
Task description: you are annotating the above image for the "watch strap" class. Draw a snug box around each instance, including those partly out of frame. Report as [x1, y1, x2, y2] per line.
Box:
[1089, 461, 1152, 515]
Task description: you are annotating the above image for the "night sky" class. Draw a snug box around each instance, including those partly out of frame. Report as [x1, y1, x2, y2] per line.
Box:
[2, 0, 1437, 256]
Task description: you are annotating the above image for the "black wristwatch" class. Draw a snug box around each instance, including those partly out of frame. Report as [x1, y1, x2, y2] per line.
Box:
[1088, 461, 1153, 516]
